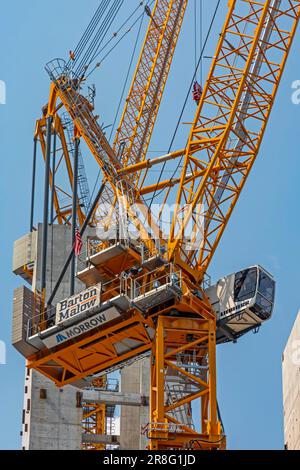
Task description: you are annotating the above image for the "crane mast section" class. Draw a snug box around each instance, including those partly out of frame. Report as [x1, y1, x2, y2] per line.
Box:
[35, 116, 86, 226]
[114, 0, 188, 186]
[170, 0, 300, 279]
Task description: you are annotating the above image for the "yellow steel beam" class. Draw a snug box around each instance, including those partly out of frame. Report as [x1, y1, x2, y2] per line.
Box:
[169, 0, 300, 282]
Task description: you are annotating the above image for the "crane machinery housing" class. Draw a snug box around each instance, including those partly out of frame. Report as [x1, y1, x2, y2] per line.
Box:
[11, 0, 300, 451]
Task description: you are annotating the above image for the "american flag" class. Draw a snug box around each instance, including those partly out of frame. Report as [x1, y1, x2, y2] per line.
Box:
[74, 227, 83, 257]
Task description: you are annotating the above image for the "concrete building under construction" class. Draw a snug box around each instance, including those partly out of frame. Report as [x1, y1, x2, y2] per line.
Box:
[13, 226, 150, 450]
[282, 311, 300, 451]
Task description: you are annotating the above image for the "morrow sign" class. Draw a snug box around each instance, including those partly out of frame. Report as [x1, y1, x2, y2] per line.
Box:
[43, 307, 121, 349]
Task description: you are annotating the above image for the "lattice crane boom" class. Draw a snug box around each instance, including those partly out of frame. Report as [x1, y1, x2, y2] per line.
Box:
[114, 0, 188, 176]
[169, 0, 300, 280]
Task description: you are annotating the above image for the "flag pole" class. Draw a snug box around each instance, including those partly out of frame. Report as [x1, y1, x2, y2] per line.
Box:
[70, 137, 80, 296]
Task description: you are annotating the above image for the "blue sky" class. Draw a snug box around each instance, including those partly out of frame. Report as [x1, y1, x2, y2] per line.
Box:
[0, 0, 300, 450]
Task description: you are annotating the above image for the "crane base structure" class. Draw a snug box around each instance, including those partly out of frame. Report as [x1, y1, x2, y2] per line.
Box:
[16, 239, 226, 449]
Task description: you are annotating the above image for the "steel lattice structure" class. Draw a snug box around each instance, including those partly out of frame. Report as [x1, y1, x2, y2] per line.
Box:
[25, 0, 300, 450]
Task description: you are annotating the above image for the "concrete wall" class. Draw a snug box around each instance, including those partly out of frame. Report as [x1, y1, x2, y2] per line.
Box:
[33, 223, 89, 300]
[22, 369, 82, 450]
[282, 311, 300, 450]
[120, 358, 150, 450]
[21, 224, 94, 450]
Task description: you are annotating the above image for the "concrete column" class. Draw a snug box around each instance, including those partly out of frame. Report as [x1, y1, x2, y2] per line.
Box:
[120, 358, 150, 450]
[21, 369, 82, 450]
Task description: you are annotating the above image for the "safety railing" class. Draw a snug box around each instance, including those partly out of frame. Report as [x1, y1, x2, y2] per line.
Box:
[202, 273, 212, 290]
[46, 59, 119, 182]
[127, 264, 182, 303]
[140, 240, 168, 265]
[27, 305, 56, 339]
[166, 382, 195, 430]
[76, 237, 116, 273]
[77, 236, 143, 274]
[27, 283, 104, 339]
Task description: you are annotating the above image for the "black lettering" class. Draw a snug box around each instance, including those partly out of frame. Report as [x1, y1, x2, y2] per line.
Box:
[96, 313, 106, 324]
[83, 299, 97, 311]
[66, 329, 76, 339]
[59, 309, 70, 322]
[59, 300, 68, 312]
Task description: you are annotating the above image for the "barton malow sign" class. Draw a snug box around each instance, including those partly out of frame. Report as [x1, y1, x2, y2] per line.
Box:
[56, 285, 101, 325]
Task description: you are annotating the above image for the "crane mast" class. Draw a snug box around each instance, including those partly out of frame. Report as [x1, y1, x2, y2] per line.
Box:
[17, 0, 300, 451]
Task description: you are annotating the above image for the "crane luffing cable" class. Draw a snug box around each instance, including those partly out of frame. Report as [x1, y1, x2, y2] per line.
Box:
[67, 0, 111, 68]
[68, 0, 120, 73]
[75, 0, 125, 78]
[68, 0, 150, 79]
[85, 1, 154, 78]
[88, 4, 148, 205]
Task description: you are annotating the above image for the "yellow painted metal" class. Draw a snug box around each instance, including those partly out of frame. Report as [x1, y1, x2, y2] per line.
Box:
[26, 0, 300, 451]
[82, 377, 107, 451]
[169, 0, 300, 282]
[149, 312, 224, 450]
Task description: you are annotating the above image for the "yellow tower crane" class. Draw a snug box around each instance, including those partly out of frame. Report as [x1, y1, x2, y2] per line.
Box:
[17, 0, 300, 451]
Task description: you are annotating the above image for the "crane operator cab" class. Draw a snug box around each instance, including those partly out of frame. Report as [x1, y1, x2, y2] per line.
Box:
[204, 266, 275, 344]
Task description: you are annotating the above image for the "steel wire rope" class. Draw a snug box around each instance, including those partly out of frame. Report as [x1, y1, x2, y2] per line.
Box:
[67, 0, 111, 69]
[73, 0, 117, 74]
[85, 1, 154, 80]
[75, 0, 124, 77]
[88, 3, 148, 205]
[86, 0, 126, 69]
[85, 1, 150, 77]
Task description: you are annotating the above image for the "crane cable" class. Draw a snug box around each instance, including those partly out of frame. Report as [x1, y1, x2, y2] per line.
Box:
[75, 0, 119, 74]
[146, 0, 221, 210]
[81, 0, 125, 73]
[85, 1, 153, 79]
[67, 0, 111, 69]
[75, 0, 125, 78]
[88, 3, 149, 205]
